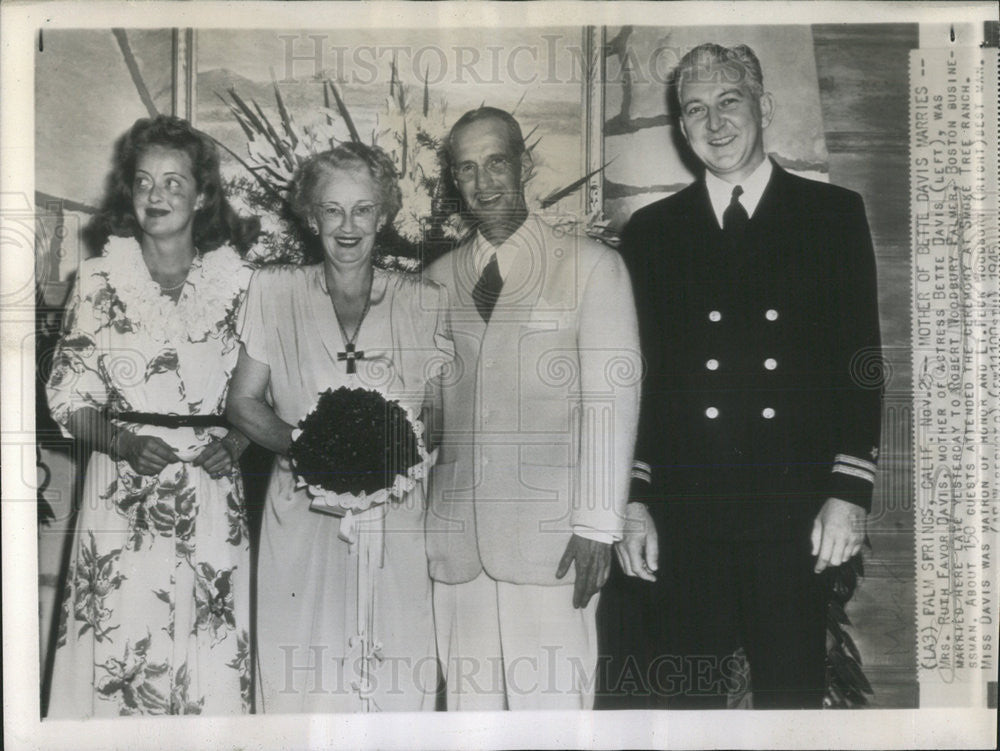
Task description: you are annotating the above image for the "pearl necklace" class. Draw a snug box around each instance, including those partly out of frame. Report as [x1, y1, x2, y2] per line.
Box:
[157, 276, 188, 292]
[152, 254, 198, 292]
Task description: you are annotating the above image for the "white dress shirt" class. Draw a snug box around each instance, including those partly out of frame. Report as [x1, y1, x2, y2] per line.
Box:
[471, 219, 532, 280]
[705, 157, 774, 228]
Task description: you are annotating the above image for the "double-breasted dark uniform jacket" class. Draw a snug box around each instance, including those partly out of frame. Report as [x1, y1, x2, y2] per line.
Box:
[598, 165, 882, 708]
[595, 163, 883, 708]
[622, 162, 883, 543]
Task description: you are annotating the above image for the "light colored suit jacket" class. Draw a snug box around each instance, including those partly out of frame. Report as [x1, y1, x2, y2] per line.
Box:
[423, 216, 641, 585]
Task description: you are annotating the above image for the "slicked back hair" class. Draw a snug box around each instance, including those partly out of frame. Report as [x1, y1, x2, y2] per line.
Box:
[445, 106, 527, 164]
[673, 43, 765, 103]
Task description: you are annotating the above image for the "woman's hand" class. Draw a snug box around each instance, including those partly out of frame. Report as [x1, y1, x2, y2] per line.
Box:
[192, 438, 236, 479]
[114, 431, 181, 476]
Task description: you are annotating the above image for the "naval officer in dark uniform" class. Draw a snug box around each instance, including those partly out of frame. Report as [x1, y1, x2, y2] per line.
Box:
[596, 43, 883, 709]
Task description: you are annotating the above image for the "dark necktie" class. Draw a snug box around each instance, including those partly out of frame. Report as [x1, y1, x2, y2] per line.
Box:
[723, 184, 749, 234]
[472, 252, 503, 323]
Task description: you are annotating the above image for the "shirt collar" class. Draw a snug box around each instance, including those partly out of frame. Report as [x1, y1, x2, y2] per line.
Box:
[472, 213, 537, 281]
[704, 157, 774, 229]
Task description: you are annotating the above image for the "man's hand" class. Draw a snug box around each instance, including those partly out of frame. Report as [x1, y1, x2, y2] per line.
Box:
[556, 534, 612, 609]
[811, 497, 866, 573]
[615, 502, 659, 582]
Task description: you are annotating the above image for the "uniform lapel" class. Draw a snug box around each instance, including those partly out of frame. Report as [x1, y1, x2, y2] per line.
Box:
[748, 162, 797, 260]
[751, 160, 790, 228]
[688, 176, 736, 282]
[692, 177, 718, 229]
[741, 162, 795, 308]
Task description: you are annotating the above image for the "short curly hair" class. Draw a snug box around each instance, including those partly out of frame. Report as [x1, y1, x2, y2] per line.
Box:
[85, 115, 259, 254]
[290, 142, 402, 229]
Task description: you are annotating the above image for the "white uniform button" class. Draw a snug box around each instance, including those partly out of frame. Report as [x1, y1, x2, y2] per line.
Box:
[765, 309, 779, 321]
[762, 407, 775, 419]
[705, 407, 719, 419]
[764, 358, 777, 370]
[706, 359, 719, 370]
[708, 310, 722, 322]
[484, 358, 495, 368]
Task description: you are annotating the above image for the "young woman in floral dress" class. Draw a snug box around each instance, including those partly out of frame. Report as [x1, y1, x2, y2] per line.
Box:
[45, 115, 259, 717]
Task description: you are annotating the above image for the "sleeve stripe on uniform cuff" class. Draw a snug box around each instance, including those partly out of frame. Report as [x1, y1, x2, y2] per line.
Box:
[832, 464, 875, 484]
[633, 460, 652, 474]
[835, 453, 877, 474]
[631, 469, 652, 483]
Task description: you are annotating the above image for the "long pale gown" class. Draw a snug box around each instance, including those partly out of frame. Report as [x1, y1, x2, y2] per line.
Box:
[238, 264, 452, 713]
[45, 237, 254, 717]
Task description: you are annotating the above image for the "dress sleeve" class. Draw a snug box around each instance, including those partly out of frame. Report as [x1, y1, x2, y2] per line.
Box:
[403, 279, 455, 389]
[230, 260, 255, 327]
[235, 268, 270, 365]
[45, 267, 114, 438]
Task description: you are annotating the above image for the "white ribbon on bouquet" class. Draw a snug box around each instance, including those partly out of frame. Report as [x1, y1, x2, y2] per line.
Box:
[290, 404, 435, 711]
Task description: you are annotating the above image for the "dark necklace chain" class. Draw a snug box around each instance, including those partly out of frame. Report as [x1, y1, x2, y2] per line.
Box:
[331, 282, 373, 348]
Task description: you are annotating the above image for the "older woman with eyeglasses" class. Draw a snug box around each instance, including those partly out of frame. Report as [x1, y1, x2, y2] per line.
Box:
[226, 143, 453, 713]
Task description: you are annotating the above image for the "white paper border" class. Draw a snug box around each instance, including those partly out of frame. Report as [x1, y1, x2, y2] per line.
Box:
[4, 2, 998, 749]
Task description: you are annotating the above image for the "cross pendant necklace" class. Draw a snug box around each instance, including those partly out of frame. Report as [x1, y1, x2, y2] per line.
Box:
[338, 341, 363, 374]
[331, 283, 373, 375]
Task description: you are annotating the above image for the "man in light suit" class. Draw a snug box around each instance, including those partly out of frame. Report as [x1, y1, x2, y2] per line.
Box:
[424, 107, 641, 710]
[597, 43, 883, 709]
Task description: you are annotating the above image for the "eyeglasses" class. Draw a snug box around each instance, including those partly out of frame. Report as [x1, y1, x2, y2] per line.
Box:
[314, 202, 380, 227]
[451, 155, 515, 183]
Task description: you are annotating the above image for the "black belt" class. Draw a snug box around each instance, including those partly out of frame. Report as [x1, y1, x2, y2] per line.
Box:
[110, 411, 229, 429]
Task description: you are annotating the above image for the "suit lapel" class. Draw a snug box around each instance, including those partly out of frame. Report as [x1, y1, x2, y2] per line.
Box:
[445, 217, 552, 352]
[449, 239, 480, 308]
[442, 240, 488, 336]
[493, 217, 547, 319]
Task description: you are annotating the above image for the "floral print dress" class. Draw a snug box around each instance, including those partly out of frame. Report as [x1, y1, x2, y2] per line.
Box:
[45, 238, 253, 717]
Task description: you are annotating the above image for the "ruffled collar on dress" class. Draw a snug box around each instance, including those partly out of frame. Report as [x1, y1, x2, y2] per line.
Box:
[96, 236, 249, 343]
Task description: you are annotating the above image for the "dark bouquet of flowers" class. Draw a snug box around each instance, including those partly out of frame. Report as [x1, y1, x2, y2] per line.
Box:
[289, 387, 428, 516]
